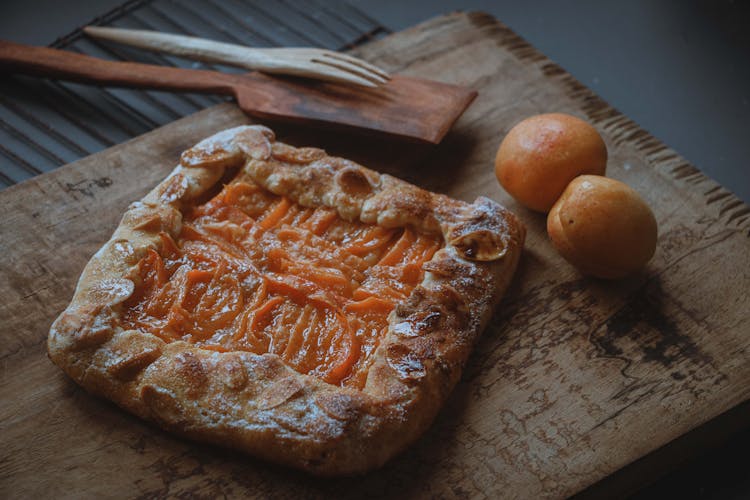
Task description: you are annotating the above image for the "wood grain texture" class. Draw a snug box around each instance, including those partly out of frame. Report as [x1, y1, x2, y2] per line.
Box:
[0, 40, 476, 144]
[1, 12, 749, 499]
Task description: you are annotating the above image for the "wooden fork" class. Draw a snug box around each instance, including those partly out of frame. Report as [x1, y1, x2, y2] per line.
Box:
[83, 26, 390, 88]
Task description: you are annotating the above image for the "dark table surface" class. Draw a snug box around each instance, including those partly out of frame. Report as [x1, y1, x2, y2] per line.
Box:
[1, 1, 749, 498]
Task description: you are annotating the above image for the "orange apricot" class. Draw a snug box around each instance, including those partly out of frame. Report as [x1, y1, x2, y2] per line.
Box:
[547, 175, 657, 279]
[495, 113, 607, 212]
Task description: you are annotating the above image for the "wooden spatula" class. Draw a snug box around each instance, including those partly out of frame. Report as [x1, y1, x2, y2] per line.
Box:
[0, 40, 477, 144]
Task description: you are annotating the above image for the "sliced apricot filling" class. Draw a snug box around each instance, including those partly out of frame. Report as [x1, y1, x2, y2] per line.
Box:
[121, 178, 444, 387]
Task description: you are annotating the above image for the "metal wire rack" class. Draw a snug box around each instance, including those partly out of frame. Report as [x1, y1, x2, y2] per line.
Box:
[0, 0, 390, 189]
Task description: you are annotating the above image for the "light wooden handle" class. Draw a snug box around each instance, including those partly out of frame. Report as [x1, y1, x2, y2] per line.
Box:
[0, 39, 243, 96]
[84, 26, 280, 71]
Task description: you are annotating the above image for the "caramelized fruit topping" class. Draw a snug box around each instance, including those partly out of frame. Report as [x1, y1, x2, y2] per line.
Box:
[121, 178, 443, 387]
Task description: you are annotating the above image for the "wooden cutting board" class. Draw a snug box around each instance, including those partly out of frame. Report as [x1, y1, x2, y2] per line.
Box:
[1, 12, 749, 499]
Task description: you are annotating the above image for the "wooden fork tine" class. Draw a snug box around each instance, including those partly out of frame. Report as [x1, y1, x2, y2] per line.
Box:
[320, 52, 390, 80]
[312, 58, 389, 86]
[305, 66, 380, 87]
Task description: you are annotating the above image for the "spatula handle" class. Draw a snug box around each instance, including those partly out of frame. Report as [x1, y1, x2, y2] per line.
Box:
[0, 39, 240, 96]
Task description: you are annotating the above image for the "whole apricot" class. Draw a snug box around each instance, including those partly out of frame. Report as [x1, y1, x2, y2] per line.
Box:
[495, 113, 607, 212]
[547, 175, 657, 279]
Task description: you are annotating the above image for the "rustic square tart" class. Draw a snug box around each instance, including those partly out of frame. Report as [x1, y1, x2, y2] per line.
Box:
[48, 125, 525, 475]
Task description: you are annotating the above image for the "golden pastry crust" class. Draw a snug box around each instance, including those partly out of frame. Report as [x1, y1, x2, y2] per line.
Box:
[48, 125, 525, 475]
